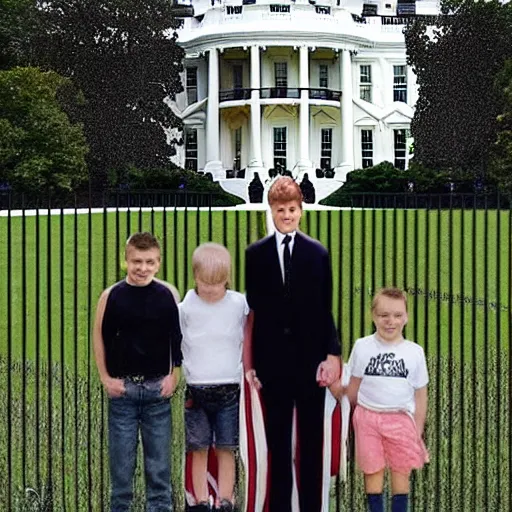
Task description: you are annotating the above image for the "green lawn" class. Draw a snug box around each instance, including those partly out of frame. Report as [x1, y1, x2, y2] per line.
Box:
[0, 206, 510, 511]
[0, 209, 264, 372]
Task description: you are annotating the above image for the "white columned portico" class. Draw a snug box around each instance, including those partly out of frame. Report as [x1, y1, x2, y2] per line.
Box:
[297, 45, 312, 174]
[248, 44, 264, 180]
[205, 47, 223, 177]
[340, 49, 354, 171]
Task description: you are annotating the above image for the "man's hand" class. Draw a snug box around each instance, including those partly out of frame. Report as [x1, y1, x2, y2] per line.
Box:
[316, 355, 341, 387]
[102, 376, 126, 398]
[245, 369, 262, 390]
[161, 369, 180, 398]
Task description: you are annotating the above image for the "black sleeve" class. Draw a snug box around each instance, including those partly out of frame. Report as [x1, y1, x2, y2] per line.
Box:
[245, 245, 256, 310]
[168, 293, 183, 367]
[323, 251, 341, 356]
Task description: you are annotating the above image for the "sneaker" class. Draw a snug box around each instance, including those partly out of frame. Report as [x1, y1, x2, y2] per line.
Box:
[217, 499, 234, 512]
[187, 502, 210, 512]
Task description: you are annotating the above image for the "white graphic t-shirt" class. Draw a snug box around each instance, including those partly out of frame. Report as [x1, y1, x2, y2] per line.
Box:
[349, 334, 429, 414]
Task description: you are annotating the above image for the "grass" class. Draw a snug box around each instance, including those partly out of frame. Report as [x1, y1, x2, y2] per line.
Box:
[0, 205, 511, 510]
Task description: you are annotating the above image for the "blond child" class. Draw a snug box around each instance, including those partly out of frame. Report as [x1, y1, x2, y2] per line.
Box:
[330, 287, 428, 512]
[179, 243, 249, 512]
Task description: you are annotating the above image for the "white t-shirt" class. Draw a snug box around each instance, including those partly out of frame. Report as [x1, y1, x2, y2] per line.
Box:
[179, 289, 249, 385]
[349, 334, 429, 414]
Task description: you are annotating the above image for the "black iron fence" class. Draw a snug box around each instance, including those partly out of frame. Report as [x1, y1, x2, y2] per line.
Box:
[0, 190, 228, 210]
[0, 191, 510, 511]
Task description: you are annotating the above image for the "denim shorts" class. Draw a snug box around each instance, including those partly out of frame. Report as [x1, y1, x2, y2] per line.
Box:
[185, 383, 240, 451]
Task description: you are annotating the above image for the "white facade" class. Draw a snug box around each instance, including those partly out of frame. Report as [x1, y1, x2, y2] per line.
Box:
[171, 0, 439, 202]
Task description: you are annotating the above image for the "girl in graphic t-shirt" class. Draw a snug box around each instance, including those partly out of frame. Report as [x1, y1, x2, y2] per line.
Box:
[330, 287, 428, 512]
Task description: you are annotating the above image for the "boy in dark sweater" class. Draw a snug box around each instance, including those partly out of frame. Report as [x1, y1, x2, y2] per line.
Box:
[93, 232, 182, 512]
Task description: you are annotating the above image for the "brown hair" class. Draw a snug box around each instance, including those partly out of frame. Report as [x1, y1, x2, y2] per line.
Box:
[371, 287, 407, 311]
[267, 176, 303, 206]
[125, 232, 160, 258]
[192, 243, 231, 286]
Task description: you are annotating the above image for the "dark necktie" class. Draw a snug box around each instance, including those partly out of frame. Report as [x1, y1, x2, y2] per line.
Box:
[283, 234, 292, 294]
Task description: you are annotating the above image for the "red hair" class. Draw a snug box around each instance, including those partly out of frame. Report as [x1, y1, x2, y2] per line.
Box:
[267, 177, 303, 206]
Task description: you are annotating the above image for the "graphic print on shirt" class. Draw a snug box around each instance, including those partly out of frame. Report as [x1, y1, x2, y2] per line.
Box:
[364, 352, 409, 378]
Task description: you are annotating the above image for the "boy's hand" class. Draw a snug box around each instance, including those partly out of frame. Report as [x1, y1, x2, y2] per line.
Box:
[102, 376, 126, 398]
[316, 355, 341, 387]
[328, 380, 344, 401]
[245, 369, 262, 390]
[161, 370, 179, 398]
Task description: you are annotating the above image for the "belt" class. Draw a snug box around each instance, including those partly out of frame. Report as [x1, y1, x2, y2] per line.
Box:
[124, 375, 161, 384]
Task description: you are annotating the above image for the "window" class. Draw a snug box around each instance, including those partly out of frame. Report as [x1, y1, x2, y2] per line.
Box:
[393, 65, 407, 103]
[234, 127, 242, 171]
[185, 129, 198, 172]
[274, 62, 288, 88]
[362, 3, 378, 15]
[361, 129, 373, 168]
[319, 65, 328, 88]
[320, 128, 332, 170]
[273, 127, 287, 172]
[186, 67, 198, 105]
[360, 65, 372, 103]
[394, 129, 406, 170]
[233, 65, 243, 90]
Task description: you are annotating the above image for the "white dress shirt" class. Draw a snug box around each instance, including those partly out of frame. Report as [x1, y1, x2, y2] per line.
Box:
[275, 230, 297, 282]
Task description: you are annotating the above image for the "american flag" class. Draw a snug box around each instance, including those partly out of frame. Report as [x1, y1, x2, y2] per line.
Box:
[184, 366, 351, 511]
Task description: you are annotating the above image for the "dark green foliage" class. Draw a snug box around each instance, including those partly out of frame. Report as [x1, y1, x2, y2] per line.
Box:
[0, 0, 38, 69]
[32, 0, 186, 186]
[320, 162, 409, 206]
[404, 0, 512, 180]
[406, 161, 451, 193]
[110, 165, 244, 206]
[0, 67, 88, 194]
[490, 60, 512, 197]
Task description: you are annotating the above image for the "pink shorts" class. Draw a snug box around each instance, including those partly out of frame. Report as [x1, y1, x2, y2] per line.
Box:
[353, 405, 429, 475]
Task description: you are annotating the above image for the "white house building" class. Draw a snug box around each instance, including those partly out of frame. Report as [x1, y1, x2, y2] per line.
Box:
[171, 0, 439, 202]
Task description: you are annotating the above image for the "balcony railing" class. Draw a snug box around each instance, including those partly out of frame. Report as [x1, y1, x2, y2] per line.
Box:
[260, 87, 300, 99]
[308, 89, 341, 101]
[219, 88, 342, 102]
[219, 88, 252, 101]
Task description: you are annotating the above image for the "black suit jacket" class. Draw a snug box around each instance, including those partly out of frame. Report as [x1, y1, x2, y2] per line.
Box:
[245, 231, 340, 388]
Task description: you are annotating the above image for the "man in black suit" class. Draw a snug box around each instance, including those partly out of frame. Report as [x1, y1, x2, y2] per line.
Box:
[244, 177, 341, 511]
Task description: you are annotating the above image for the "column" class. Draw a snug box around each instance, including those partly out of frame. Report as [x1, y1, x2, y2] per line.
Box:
[197, 125, 206, 170]
[379, 57, 391, 105]
[248, 45, 263, 177]
[340, 49, 354, 169]
[205, 48, 223, 176]
[296, 45, 312, 174]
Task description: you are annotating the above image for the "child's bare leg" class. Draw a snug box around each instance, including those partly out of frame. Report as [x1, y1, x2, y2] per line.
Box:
[390, 471, 410, 512]
[390, 470, 410, 494]
[365, 470, 386, 512]
[216, 447, 236, 502]
[364, 469, 385, 493]
[192, 449, 209, 503]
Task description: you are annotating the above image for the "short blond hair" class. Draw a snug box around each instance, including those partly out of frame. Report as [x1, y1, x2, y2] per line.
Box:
[192, 243, 231, 285]
[267, 176, 303, 206]
[371, 287, 407, 311]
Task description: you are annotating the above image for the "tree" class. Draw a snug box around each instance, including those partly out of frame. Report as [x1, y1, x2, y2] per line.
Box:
[0, 0, 38, 69]
[0, 67, 88, 194]
[33, 0, 185, 188]
[490, 60, 512, 196]
[405, 0, 512, 181]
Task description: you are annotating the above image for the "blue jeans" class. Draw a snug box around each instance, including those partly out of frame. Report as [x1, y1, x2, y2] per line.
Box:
[108, 378, 172, 512]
